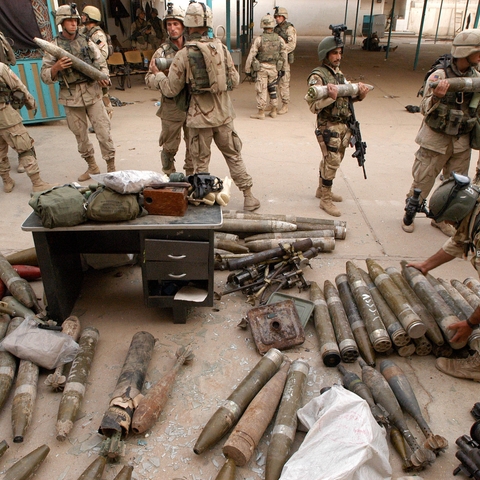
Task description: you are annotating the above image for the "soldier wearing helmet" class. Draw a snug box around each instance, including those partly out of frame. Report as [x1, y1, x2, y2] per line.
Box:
[153, 1, 261, 212]
[80, 5, 114, 120]
[146, 3, 193, 176]
[273, 6, 296, 115]
[130, 7, 156, 51]
[149, 8, 167, 49]
[40, 3, 116, 181]
[305, 30, 370, 217]
[402, 29, 480, 236]
[407, 173, 480, 381]
[245, 14, 287, 120]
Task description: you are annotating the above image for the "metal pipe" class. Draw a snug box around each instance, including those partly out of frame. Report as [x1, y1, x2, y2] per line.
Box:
[385, 0, 397, 60]
[434, 0, 445, 43]
[413, 0, 429, 71]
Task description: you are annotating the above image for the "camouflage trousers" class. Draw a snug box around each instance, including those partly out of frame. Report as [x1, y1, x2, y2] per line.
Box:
[407, 144, 470, 200]
[255, 64, 279, 110]
[189, 121, 253, 191]
[315, 123, 351, 182]
[65, 100, 115, 162]
[160, 118, 194, 174]
[277, 63, 291, 104]
[0, 122, 39, 176]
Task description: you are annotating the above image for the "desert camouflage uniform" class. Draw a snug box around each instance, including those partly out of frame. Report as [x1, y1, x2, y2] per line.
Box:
[156, 33, 253, 191]
[0, 62, 40, 178]
[245, 33, 287, 110]
[145, 37, 193, 175]
[274, 20, 296, 105]
[40, 33, 115, 167]
[131, 18, 156, 51]
[306, 65, 353, 182]
[406, 64, 478, 201]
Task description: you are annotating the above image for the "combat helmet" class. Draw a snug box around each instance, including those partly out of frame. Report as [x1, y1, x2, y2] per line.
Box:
[318, 35, 344, 62]
[273, 7, 288, 20]
[82, 6, 102, 23]
[261, 14, 275, 29]
[184, 1, 213, 28]
[452, 29, 480, 58]
[428, 173, 480, 223]
[55, 4, 81, 26]
[164, 2, 186, 27]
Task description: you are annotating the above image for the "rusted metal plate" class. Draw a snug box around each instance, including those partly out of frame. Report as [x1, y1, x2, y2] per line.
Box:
[246, 299, 305, 355]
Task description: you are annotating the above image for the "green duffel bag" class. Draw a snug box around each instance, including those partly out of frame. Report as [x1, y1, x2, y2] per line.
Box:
[86, 184, 142, 222]
[29, 184, 87, 229]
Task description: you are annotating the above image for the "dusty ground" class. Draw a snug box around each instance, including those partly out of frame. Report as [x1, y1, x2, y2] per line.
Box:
[0, 36, 479, 480]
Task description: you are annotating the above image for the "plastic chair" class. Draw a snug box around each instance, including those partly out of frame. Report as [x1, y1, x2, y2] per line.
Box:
[107, 52, 129, 89]
[124, 50, 144, 74]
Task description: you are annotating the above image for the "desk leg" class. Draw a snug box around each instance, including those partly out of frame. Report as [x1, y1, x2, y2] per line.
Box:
[33, 232, 83, 323]
[172, 305, 188, 324]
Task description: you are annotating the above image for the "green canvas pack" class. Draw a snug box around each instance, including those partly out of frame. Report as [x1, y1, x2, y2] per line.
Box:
[28, 184, 87, 229]
[86, 185, 141, 222]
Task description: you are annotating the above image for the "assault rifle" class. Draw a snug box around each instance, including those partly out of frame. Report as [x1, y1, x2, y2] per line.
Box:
[454, 435, 480, 479]
[348, 98, 367, 179]
[130, 24, 152, 42]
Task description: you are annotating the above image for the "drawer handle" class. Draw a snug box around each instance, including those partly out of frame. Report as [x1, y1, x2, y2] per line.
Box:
[168, 273, 187, 279]
[168, 254, 187, 260]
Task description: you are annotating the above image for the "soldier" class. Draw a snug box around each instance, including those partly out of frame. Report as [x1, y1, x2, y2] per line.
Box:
[40, 3, 116, 182]
[154, 1, 261, 212]
[130, 8, 156, 51]
[80, 5, 114, 120]
[245, 14, 287, 120]
[145, 3, 193, 176]
[0, 61, 55, 193]
[306, 34, 370, 217]
[402, 29, 480, 236]
[273, 7, 296, 115]
[407, 174, 480, 381]
[149, 8, 167, 49]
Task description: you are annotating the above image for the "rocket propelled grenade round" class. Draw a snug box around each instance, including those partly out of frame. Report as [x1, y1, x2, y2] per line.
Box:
[2, 444, 50, 480]
[429, 76, 480, 92]
[215, 458, 236, 480]
[306, 83, 374, 100]
[33, 37, 109, 83]
[75, 456, 106, 480]
[113, 465, 134, 480]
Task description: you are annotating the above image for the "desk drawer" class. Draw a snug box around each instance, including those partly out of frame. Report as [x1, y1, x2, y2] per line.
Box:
[145, 261, 208, 280]
[144, 239, 209, 262]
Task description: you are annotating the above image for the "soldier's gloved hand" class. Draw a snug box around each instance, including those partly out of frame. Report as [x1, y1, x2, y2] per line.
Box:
[278, 70, 285, 78]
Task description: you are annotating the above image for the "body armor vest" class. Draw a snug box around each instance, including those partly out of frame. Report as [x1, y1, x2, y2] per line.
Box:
[309, 66, 351, 124]
[257, 32, 281, 64]
[0, 80, 11, 104]
[424, 64, 479, 135]
[274, 21, 294, 63]
[57, 34, 93, 85]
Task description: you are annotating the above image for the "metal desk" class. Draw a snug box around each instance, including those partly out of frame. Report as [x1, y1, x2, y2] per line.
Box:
[22, 205, 222, 324]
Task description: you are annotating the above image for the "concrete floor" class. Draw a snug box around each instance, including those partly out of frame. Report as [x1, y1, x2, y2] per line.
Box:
[0, 36, 479, 480]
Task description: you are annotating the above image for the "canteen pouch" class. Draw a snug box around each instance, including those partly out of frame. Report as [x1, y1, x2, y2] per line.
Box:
[28, 184, 87, 229]
[444, 108, 463, 135]
[86, 184, 143, 221]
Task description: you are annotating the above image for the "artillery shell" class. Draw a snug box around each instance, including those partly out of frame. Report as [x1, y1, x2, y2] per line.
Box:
[0, 296, 35, 318]
[76, 456, 106, 480]
[0, 439, 8, 458]
[2, 444, 49, 480]
[359, 268, 410, 346]
[194, 348, 284, 455]
[310, 281, 340, 367]
[214, 232, 240, 242]
[132, 345, 194, 434]
[215, 457, 236, 480]
[335, 274, 375, 366]
[437, 278, 474, 319]
[0, 314, 9, 340]
[306, 82, 374, 100]
[464, 277, 480, 298]
[380, 359, 448, 454]
[217, 219, 297, 233]
[244, 229, 339, 242]
[402, 263, 465, 349]
[367, 259, 426, 339]
[57, 326, 100, 441]
[214, 239, 250, 254]
[347, 261, 391, 353]
[113, 465, 134, 480]
[246, 237, 335, 253]
[324, 280, 359, 363]
[33, 37, 109, 82]
[99, 331, 155, 439]
[0, 317, 22, 412]
[429, 76, 480, 92]
[451, 279, 480, 309]
[386, 266, 444, 346]
[413, 335, 432, 356]
[393, 341, 416, 357]
[5, 247, 38, 267]
[12, 359, 39, 443]
[265, 359, 309, 480]
[426, 273, 466, 319]
[223, 360, 291, 466]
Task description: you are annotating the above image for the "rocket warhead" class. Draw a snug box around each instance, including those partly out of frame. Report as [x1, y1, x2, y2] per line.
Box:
[2, 444, 49, 480]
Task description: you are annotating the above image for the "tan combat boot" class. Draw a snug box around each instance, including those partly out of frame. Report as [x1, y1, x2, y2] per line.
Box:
[29, 173, 56, 193]
[278, 103, 288, 115]
[401, 218, 414, 233]
[250, 109, 265, 120]
[320, 185, 341, 217]
[431, 219, 456, 237]
[78, 156, 100, 182]
[161, 151, 176, 175]
[106, 159, 116, 173]
[243, 188, 261, 211]
[436, 352, 480, 382]
[269, 107, 277, 118]
[1, 173, 15, 193]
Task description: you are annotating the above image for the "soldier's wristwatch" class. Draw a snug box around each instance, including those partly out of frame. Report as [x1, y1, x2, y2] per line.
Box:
[466, 318, 478, 329]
